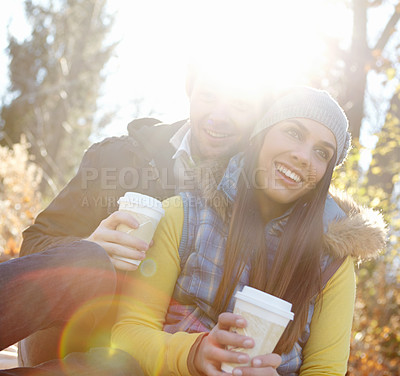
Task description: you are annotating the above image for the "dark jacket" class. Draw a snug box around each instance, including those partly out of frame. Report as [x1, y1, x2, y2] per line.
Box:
[20, 118, 187, 256]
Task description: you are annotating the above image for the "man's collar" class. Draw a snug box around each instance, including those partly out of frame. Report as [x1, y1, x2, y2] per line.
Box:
[170, 121, 195, 164]
[169, 120, 190, 151]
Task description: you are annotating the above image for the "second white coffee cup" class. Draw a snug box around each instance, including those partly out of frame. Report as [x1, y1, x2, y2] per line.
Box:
[221, 286, 294, 373]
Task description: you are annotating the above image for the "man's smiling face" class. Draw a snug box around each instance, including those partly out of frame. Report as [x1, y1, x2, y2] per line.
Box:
[188, 72, 264, 160]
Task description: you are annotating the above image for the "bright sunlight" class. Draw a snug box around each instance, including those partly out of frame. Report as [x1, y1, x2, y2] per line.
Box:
[111, 0, 353, 98]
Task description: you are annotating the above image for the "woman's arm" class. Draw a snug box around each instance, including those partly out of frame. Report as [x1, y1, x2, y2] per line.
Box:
[111, 196, 204, 375]
[300, 256, 356, 375]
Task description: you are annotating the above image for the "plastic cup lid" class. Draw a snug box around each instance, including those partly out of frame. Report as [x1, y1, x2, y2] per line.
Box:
[118, 192, 165, 217]
[235, 286, 294, 321]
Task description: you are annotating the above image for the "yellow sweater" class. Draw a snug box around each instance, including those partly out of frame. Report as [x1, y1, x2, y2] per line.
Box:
[111, 196, 355, 375]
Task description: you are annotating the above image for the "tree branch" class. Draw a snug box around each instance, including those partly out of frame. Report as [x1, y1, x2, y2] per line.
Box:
[373, 4, 400, 51]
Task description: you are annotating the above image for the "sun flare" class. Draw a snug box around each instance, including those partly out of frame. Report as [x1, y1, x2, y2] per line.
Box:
[100, 0, 354, 132]
[115, 0, 351, 92]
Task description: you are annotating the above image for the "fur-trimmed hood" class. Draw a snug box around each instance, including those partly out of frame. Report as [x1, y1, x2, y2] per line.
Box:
[193, 154, 388, 263]
[324, 188, 387, 262]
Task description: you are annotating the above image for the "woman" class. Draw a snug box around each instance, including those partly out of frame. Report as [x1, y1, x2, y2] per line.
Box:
[111, 87, 387, 376]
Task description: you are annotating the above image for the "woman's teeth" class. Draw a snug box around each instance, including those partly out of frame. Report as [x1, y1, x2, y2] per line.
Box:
[206, 129, 230, 138]
[276, 163, 302, 183]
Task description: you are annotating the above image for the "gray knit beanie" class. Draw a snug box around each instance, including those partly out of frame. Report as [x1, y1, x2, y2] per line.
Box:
[251, 86, 351, 166]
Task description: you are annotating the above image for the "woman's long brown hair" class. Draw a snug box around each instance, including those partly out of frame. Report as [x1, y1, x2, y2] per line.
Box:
[213, 129, 337, 354]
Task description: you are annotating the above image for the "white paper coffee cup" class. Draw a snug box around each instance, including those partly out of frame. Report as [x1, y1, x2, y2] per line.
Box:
[113, 192, 165, 266]
[221, 286, 294, 373]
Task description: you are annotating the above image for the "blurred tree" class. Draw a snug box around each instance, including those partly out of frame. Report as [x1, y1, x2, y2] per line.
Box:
[367, 83, 400, 198]
[0, 0, 116, 194]
[334, 143, 399, 375]
[310, 0, 400, 141]
[322, 1, 400, 374]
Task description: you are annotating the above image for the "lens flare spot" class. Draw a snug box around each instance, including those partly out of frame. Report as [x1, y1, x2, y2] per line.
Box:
[58, 294, 117, 360]
[139, 258, 157, 277]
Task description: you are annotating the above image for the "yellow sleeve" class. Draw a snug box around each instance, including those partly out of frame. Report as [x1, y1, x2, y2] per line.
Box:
[111, 196, 204, 376]
[300, 256, 356, 375]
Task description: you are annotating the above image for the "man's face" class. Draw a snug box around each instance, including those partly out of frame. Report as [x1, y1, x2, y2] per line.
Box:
[188, 73, 264, 160]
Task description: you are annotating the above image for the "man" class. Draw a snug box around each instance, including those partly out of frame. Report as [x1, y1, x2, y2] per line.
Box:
[0, 242, 143, 376]
[18, 60, 270, 366]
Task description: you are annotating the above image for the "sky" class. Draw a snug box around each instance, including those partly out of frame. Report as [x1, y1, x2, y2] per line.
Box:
[0, 0, 396, 147]
[0, 0, 192, 139]
[0, 1, 356, 139]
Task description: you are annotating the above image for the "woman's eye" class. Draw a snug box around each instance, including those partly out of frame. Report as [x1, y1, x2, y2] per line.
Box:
[315, 148, 329, 160]
[287, 128, 301, 139]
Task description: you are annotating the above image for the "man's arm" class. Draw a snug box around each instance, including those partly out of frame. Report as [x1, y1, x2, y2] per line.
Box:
[20, 136, 136, 256]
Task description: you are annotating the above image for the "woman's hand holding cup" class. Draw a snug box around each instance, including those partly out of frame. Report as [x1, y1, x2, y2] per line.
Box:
[193, 312, 281, 376]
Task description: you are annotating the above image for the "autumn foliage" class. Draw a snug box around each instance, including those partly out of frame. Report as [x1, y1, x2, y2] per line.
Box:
[333, 141, 400, 376]
[0, 136, 43, 262]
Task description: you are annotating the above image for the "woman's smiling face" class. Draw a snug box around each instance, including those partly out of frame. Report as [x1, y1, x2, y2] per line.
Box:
[255, 118, 337, 207]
